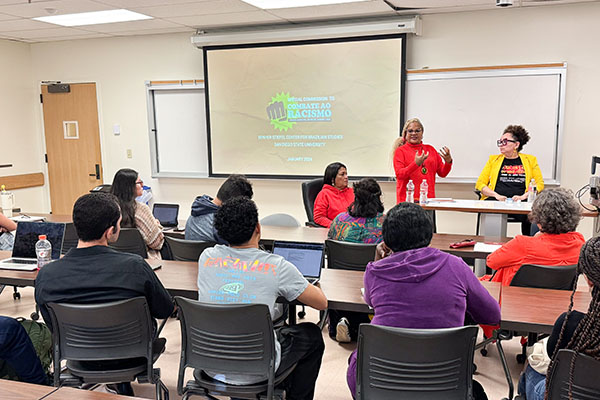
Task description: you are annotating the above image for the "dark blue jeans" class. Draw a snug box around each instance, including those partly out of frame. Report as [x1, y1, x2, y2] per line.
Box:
[518, 364, 546, 400]
[0, 316, 47, 384]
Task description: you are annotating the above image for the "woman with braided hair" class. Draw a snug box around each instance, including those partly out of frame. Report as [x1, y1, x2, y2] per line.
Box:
[518, 236, 600, 400]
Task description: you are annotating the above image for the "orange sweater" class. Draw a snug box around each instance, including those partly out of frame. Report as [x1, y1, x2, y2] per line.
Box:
[486, 232, 585, 286]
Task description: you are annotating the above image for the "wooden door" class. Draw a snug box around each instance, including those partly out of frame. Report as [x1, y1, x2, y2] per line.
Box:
[41, 83, 103, 215]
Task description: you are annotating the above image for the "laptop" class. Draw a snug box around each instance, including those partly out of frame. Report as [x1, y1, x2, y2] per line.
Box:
[153, 203, 179, 229]
[272, 241, 324, 284]
[0, 221, 65, 271]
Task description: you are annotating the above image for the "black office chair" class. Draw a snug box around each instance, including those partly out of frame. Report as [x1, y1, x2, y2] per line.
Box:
[546, 349, 600, 400]
[356, 324, 478, 400]
[325, 239, 377, 271]
[174, 297, 296, 400]
[109, 228, 148, 258]
[511, 264, 577, 290]
[61, 222, 78, 255]
[164, 236, 215, 262]
[260, 213, 301, 227]
[47, 297, 169, 400]
[301, 178, 323, 227]
[90, 184, 112, 193]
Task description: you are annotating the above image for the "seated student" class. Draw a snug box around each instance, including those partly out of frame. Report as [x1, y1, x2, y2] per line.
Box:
[0, 213, 17, 251]
[197, 196, 327, 399]
[185, 174, 253, 243]
[518, 236, 600, 400]
[327, 178, 384, 342]
[346, 202, 501, 400]
[313, 162, 354, 228]
[35, 192, 174, 396]
[486, 188, 585, 286]
[111, 168, 164, 259]
[0, 316, 47, 384]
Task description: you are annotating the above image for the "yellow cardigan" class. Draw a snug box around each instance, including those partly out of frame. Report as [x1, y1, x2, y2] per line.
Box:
[475, 153, 544, 200]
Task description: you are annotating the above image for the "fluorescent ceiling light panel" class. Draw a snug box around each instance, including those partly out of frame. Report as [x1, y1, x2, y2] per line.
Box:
[242, 0, 368, 9]
[33, 9, 152, 27]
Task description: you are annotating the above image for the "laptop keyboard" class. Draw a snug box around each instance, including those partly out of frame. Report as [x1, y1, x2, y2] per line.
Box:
[7, 259, 37, 265]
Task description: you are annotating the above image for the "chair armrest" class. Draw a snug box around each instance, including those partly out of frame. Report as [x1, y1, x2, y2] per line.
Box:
[305, 221, 321, 228]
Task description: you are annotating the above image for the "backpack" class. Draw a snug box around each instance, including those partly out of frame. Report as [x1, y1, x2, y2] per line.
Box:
[0, 317, 53, 380]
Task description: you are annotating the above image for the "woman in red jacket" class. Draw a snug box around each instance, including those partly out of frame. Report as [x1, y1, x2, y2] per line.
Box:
[393, 118, 453, 203]
[313, 162, 354, 228]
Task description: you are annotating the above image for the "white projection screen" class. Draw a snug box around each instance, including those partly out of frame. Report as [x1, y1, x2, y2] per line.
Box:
[204, 34, 406, 178]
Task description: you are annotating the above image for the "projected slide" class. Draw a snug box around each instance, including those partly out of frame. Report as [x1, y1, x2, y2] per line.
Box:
[205, 36, 404, 177]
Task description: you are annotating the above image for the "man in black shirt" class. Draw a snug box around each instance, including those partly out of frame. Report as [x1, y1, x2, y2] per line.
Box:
[35, 192, 174, 395]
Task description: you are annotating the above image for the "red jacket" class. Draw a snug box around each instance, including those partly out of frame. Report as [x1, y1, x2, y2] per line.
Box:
[486, 232, 585, 286]
[394, 143, 452, 203]
[313, 184, 354, 228]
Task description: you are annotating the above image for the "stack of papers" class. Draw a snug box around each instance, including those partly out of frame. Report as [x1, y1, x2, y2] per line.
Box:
[474, 242, 502, 253]
[10, 215, 45, 222]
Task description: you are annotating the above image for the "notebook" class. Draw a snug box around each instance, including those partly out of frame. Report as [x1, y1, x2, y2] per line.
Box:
[0, 221, 66, 271]
[153, 203, 179, 228]
[272, 241, 324, 284]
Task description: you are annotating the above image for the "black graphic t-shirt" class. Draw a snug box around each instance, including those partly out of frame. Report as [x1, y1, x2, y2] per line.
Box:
[494, 157, 526, 198]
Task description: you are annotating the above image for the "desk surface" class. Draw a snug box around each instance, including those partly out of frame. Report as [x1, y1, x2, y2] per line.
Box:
[46, 386, 148, 399]
[0, 379, 57, 399]
[500, 285, 591, 334]
[423, 199, 597, 217]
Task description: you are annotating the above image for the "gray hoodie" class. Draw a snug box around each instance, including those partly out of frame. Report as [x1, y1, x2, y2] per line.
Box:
[184, 195, 224, 243]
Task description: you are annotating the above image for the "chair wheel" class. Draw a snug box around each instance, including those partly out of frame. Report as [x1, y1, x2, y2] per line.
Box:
[480, 348, 488, 356]
[298, 311, 306, 319]
[516, 353, 526, 364]
[13, 292, 20, 300]
[31, 312, 39, 321]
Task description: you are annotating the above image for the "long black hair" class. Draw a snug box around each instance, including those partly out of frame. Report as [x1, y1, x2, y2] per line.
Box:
[348, 178, 383, 218]
[545, 236, 600, 399]
[110, 168, 138, 227]
[323, 162, 346, 186]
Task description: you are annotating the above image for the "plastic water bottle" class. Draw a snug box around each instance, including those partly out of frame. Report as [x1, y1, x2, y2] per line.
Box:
[527, 179, 537, 203]
[406, 180, 415, 203]
[35, 235, 52, 269]
[419, 179, 428, 205]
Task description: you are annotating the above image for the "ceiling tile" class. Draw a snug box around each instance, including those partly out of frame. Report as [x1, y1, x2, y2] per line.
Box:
[167, 10, 285, 28]
[0, 18, 56, 32]
[130, 0, 258, 18]
[110, 26, 193, 36]
[0, 0, 113, 18]
[5, 26, 94, 39]
[94, 0, 214, 7]
[385, 0, 491, 7]
[267, 0, 394, 20]
[0, 11, 18, 20]
[29, 31, 112, 41]
[74, 17, 182, 33]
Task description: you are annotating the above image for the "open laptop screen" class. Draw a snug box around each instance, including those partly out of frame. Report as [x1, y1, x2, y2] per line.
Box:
[12, 222, 65, 259]
[272, 241, 323, 279]
[152, 203, 179, 227]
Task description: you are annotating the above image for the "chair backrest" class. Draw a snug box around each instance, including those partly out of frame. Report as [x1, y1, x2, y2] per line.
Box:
[260, 213, 301, 227]
[175, 297, 276, 395]
[47, 297, 153, 383]
[547, 349, 600, 400]
[164, 236, 215, 262]
[325, 239, 377, 271]
[61, 222, 78, 255]
[356, 324, 478, 400]
[510, 264, 577, 290]
[109, 228, 148, 258]
[301, 178, 324, 223]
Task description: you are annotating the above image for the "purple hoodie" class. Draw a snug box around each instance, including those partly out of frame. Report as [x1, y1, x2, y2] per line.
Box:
[346, 247, 501, 397]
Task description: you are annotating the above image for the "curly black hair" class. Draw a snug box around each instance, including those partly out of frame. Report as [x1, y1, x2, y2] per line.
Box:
[73, 193, 121, 242]
[214, 196, 258, 246]
[504, 125, 530, 152]
[382, 202, 433, 252]
[348, 178, 384, 218]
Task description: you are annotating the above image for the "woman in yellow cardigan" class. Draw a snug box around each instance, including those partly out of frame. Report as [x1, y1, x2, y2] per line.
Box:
[476, 125, 544, 235]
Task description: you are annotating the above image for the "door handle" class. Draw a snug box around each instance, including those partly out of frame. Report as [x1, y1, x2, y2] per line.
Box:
[89, 164, 100, 180]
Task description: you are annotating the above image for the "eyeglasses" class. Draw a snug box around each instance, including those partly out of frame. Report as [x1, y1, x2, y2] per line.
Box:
[135, 180, 144, 186]
[406, 129, 422, 134]
[496, 139, 517, 147]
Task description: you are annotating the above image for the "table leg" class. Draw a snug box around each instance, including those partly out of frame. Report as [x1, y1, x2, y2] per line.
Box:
[474, 213, 508, 276]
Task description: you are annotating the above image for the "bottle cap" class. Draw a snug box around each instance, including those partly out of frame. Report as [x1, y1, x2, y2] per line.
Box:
[38, 235, 47, 240]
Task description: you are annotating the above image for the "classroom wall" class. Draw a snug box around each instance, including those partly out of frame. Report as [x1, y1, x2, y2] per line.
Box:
[7, 1, 600, 236]
[0, 39, 48, 212]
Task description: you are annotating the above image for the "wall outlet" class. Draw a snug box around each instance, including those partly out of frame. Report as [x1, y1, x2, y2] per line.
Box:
[126, 149, 132, 158]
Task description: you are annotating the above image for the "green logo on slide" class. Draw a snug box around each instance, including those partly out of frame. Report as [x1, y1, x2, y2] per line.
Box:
[266, 92, 297, 132]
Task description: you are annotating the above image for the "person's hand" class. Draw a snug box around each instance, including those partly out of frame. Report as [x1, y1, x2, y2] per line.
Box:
[415, 150, 429, 166]
[439, 146, 453, 163]
[512, 194, 528, 202]
[0, 227, 7, 233]
[494, 193, 507, 201]
[375, 242, 392, 261]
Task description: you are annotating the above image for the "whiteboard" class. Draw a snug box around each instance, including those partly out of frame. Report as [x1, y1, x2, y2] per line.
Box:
[147, 82, 208, 178]
[405, 65, 565, 183]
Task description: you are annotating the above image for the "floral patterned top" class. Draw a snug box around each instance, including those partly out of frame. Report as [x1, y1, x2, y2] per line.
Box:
[327, 212, 385, 244]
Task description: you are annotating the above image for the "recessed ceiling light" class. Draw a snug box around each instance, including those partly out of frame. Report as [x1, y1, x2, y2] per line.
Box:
[241, 0, 368, 9]
[33, 9, 152, 27]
